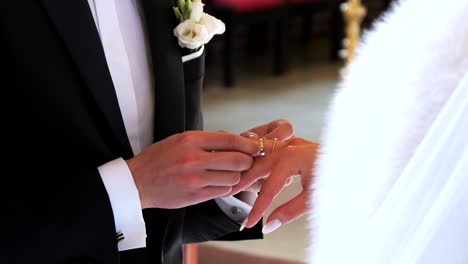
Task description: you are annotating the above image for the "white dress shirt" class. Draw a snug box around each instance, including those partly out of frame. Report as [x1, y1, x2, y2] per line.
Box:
[87, 0, 254, 252]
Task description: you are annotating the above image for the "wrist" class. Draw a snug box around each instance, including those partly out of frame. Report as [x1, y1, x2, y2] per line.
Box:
[127, 158, 151, 209]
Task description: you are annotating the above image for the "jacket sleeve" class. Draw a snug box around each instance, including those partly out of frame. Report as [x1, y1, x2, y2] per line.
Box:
[11, 162, 120, 263]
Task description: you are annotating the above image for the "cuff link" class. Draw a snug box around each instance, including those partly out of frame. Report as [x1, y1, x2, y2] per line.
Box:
[231, 207, 241, 215]
[116, 232, 125, 242]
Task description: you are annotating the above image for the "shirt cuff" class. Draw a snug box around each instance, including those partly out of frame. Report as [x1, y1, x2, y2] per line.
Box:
[98, 158, 147, 251]
[214, 192, 258, 223]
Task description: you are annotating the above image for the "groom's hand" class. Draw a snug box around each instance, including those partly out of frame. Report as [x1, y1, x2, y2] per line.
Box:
[127, 131, 260, 209]
[224, 119, 295, 196]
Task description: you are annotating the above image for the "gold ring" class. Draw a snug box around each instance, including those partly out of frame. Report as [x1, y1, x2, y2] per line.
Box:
[259, 138, 266, 157]
[271, 138, 278, 153]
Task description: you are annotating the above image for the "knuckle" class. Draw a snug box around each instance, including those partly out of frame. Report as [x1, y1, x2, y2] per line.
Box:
[187, 191, 201, 202]
[206, 187, 231, 197]
[227, 173, 241, 185]
[286, 145, 297, 154]
[174, 176, 187, 188]
[219, 186, 233, 196]
[175, 176, 198, 189]
[176, 153, 201, 169]
[187, 176, 202, 188]
[223, 134, 237, 150]
[178, 131, 198, 146]
[289, 138, 301, 145]
[234, 155, 253, 170]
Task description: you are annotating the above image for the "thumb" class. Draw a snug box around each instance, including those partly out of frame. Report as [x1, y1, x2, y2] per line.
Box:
[264, 120, 294, 141]
[241, 131, 260, 140]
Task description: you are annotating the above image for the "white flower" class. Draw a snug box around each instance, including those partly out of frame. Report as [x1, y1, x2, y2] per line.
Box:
[199, 13, 225, 37]
[190, 1, 204, 22]
[174, 12, 225, 50]
[174, 19, 210, 50]
[173, 0, 225, 51]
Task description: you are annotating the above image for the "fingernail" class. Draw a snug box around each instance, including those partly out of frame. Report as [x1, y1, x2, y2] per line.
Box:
[247, 132, 257, 138]
[262, 219, 282, 234]
[240, 218, 248, 231]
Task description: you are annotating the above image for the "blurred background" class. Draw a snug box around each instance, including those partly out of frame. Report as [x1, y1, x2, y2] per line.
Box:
[189, 0, 394, 263]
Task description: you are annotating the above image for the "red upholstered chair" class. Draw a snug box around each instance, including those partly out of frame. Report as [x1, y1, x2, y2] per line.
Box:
[215, 0, 284, 12]
[206, 0, 288, 87]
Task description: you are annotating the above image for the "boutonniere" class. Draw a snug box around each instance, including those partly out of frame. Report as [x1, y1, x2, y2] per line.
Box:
[173, 0, 225, 52]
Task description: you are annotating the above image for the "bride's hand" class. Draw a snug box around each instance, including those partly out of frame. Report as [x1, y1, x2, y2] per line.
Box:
[241, 119, 295, 142]
[240, 138, 319, 232]
[224, 119, 295, 194]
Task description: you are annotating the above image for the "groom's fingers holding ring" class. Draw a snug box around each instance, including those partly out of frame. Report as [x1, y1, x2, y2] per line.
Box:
[224, 155, 275, 197]
[241, 131, 260, 140]
[193, 171, 242, 187]
[205, 151, 254, 172]
[200, 132, 260, 155]
[227, 139, 286, 196]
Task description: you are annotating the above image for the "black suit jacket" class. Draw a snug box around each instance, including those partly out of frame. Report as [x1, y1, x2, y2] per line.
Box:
[6, 1, 261, 263]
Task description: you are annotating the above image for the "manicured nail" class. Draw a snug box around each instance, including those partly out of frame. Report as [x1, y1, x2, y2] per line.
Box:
[247, 132, 257, 138]
[262, 219, 282, 234]
[240, 218, 248, 231]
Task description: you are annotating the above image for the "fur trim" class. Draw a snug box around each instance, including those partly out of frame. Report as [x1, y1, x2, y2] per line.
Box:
[308, 0, 468, 262]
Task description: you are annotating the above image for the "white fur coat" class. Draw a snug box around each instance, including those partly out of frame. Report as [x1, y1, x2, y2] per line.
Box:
[308, 0, 468, 263]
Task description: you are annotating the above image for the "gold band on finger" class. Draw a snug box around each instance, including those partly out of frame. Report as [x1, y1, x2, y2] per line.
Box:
[271, 138, 278, 153]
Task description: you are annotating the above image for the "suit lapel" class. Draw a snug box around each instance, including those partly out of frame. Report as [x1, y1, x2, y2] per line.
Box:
[40, 0, 133, 157]
[139, 2, 186, 259]
[141, 0, 186, 141]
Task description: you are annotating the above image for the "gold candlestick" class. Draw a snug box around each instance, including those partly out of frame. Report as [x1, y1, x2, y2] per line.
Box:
[340, 0, 367, 65]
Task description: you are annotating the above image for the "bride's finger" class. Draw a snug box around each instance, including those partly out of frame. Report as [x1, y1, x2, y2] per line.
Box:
[244, 163, 291, 229]
[223, 155, 275, 197]
[243, 179, 265, 193]
[288, 137, 314, 146]
[262, 192, 309, 234]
